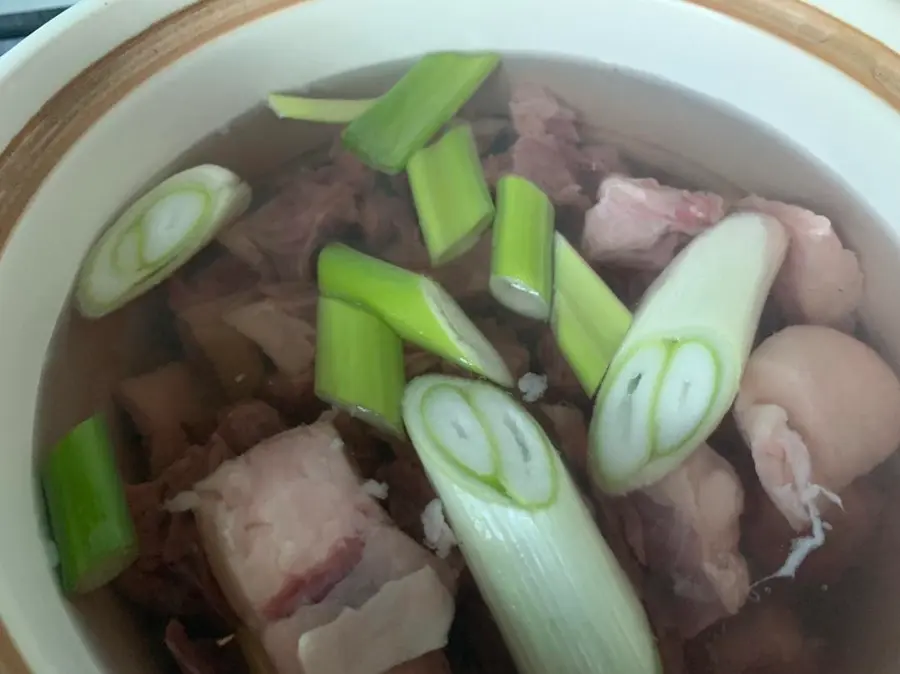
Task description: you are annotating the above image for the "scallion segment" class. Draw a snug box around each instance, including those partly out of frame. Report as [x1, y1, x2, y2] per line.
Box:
[341, 52, 501, 173]
[551, 234, 632, 396]
[408, 123, 494, 266]
[267, 94, 376, 123]
[75, 165, 252, 318]
[403, 375, 661, 674]
[41, 414, 138, 594]
[317, 243, 513, 387]
[489, 176, 554, 320]
[589, 212, 788, 494]
[315, 296, 406, 436]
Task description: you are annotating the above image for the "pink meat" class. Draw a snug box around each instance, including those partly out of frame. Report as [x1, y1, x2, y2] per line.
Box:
[508, 84, 589, 208]
[736, 196, 863, 329]
[186, 421, 387, 626]
[261, 525, 454, 674]
[622, 445, 749, 638]
[224, 300, 317, 379]
[581, 175, 727, 269]
[734, 325, 900, 530]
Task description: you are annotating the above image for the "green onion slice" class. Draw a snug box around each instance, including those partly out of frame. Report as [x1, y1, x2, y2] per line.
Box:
[408, 123, 494, 266]
[489, 176, 555, 321]
[41, 414, 138, 594]
[317, 243, 513, 387]
[315, 297, 406, 436]
[342, 52, 501, 174]
[589, 212, 788, 494]
[267, 94, 377, 123]
[551, 234, 632, 396]
[402, 374, 661, 674]
[75, 165, 252, 318]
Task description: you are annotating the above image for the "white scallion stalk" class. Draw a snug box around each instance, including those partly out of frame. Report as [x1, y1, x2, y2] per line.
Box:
[589, 212, 788, 494]
[75, 165, 252, 318]
[403, 375, 661, 674]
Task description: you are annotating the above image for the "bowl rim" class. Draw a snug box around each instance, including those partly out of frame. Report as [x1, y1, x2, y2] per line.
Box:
[0, 0, 899, 671]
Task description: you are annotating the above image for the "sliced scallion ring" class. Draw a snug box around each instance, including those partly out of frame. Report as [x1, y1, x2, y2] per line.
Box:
[589, 212, 789, 494]
[75, 165, 252, 318]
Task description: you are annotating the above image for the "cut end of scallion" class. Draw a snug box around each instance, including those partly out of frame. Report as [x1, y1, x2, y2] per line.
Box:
[589, 212, 789, 494]
[75, 165, 252, 319]
[341, 52, 501, 174]
[267, 94, 377, 123]
[315, 296, 406, 437]
[489, 176, 554, 321]
[408, 123, 494, 266]
[404, 375, 557, 509]
[419, 278, 514, 387]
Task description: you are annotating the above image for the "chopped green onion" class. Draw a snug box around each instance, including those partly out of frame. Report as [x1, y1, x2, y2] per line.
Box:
[267, 94, 376, 123]
[75, 165, 252, 319]
[41, 414, 138, 594]
[489, 176, 555, 320]
[589, 212, 788, 494]
[403, 375, 661, 674]
[551, 234, 632, 396]
[342, 52, 501, 173]
[317, 243, 513, 387]
[407, 123, 494, 266]
[315, 296, 406, 436]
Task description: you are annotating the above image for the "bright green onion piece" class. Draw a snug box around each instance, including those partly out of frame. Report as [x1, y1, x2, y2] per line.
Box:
[407, 123, 494, 266]
[267, 94, 376, 123]
[552, 234, 632, 396]
[315, 296, 406, 436]
[342, 52, 501, 174]
[41, 414, 138, 595]
[75, 165, 252, 319]
[489, 176, 555, 320]
[589, 212, 789, 494]
[317, 243, 513, 387]
[403, 375, 661, 674]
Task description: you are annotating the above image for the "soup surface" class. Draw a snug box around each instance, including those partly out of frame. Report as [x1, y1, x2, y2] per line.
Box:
[38, 70, 900, 674]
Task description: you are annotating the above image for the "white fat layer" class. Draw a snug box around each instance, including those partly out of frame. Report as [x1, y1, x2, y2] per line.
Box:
[423, 385, 495, 477]
[654, 341, 716, 455]
[597, 343, 666, 482]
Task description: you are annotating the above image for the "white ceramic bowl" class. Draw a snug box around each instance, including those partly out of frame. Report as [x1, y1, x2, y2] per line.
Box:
[3, 0, 900, 672]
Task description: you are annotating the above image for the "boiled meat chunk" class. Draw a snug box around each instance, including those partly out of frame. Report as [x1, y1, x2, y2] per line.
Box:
[262, 526, 454, 674]
[735, 325, 900, 530]
[224, 300, 317, 380]
[622, 444, 749, 637]
[736, 196, 863, 329]
[582, 175, 727, 269]
[181, 419, 455, 674]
